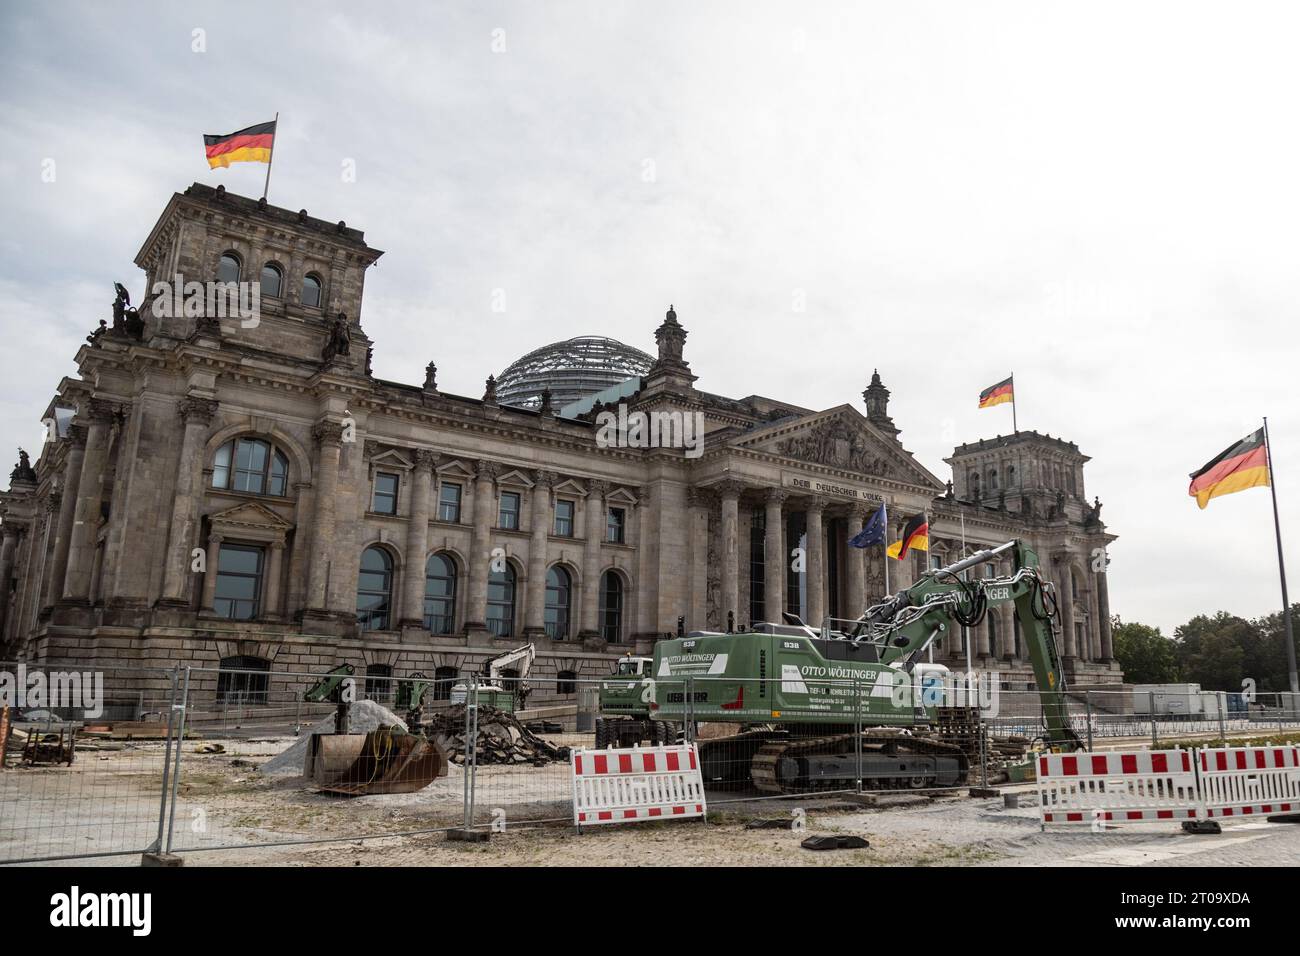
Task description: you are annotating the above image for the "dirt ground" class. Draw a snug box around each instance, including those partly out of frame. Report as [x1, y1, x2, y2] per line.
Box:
[5, 727, 1298, 867]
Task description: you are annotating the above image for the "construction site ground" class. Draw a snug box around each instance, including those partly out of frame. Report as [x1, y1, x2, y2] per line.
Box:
[5, 726, 1299, 867]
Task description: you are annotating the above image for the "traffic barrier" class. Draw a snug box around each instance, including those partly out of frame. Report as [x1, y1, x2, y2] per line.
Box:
[1197, 745, 1300, 819]
[571, 743, 706, 827]
[1038, 749, 1201, 825]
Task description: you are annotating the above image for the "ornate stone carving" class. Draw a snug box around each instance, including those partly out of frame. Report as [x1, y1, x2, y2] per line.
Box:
[177, 397, 219, 426]
[9, 449, 37, 484]
[474, 459, 500, 481]
[714, 478, 744, 499]
[687, 486, 713, 509]
[322, 312, 352, 362]
[312, 420, 345, 447]
[413, 449, 439, 472]
[112, 282, 144, 340]
[765, 488, 790, 506]
[539, 387, 554, 418]
[532, 469, 557, 488]
[423, 362, 438, 391]
[588, 479, 611, 497]
[776, 418, 894, 477]
[483, 375, 498, 405]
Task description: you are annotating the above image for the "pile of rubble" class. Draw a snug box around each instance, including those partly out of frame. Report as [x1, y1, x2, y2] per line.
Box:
[426, 706, 570, 766]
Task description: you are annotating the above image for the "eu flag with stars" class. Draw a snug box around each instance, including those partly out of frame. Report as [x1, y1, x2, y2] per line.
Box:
[850, 503, 887, 548]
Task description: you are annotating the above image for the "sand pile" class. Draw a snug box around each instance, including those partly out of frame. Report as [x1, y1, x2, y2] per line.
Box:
[259, 700, 408, 776]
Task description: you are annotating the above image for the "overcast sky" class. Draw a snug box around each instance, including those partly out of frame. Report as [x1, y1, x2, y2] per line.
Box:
[1, 1, 1297, 638]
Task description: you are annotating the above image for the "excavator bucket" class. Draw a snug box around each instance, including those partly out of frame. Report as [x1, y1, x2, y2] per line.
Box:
[304, 728, 447, 796]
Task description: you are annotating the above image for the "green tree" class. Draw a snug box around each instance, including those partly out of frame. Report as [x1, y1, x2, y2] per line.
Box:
[1111, 617, 1180, 684]
[1174, 612, 1256, 691]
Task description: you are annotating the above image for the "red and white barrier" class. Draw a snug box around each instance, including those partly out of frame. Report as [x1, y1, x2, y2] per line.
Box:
[1197, 746, 1300, 819]
[571, 743, 706, 827]
[1038, 749, 1202, 825]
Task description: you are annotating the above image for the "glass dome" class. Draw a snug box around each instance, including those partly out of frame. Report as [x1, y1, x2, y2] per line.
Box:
[495, 335, 653, 410]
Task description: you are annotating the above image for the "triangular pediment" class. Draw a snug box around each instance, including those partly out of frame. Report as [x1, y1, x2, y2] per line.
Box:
[209, 500, 294, 532]
[733, 405, 942, 489]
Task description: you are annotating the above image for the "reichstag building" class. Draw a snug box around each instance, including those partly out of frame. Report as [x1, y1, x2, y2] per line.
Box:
[0, 183, 1120, 704]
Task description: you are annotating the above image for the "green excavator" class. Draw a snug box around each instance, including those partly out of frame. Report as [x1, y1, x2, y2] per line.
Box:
[301, 664, 447, 795]
[638, 539, 1084, 793]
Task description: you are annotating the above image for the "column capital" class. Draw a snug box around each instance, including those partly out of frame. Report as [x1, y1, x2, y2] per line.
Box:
[65, 424, 87, 447]
[532, 468, 557, 488]
[178, 396, 219, 426]
[588, 479, 611, 497]
[413, 448, 439, 473]
[715, 478, 744, 500]
[474, 459, 500, 481]
[686, 486, 713, 509]
[805, 497, 826, 516]
[82, 398, 119, 424]
[765, 488, 790, 506]
[312, 420, 346, 447]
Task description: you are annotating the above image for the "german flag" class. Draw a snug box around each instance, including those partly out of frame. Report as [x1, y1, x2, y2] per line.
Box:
[978, 376, 1014, 409]
[887, 513, 929, 560]
[203, 121, 276, 169]
[1188, 429, 1270, 509]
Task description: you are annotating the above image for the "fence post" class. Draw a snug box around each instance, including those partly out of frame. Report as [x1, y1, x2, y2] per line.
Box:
[165, 666, 192, 854]
[463, 676, 478, 830]
[1085, 690, 1094, 752]
[684, 676, 694, 744]
[854, 678, 862, 794]
[148, 666, 181, 854]
[1218, 691, 1227, 744]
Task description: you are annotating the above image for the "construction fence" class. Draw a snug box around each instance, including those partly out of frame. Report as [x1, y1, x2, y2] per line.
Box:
[2, 663, 1300, 864]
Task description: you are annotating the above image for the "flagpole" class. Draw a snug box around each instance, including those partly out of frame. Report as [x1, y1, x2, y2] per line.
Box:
[262, 111, 279, 202]
[961, 512, 972, 686]
[1011, 371, 1018, 434]
[1263, 417, 1299, 695]
[882, 502, 891, 596]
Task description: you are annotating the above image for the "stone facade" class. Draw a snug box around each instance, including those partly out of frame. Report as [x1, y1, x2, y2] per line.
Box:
[0, 184, 1120, 705]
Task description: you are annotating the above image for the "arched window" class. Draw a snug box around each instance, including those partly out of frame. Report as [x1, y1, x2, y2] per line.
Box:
[432, 665, 459, 701]
[356, 546, 394, 631]
[301, 273, 322, 308]
[599, 571, 624, 642]
[423, 552, 457, 634]
[216, 655, 269, 705]
[486, 563, 516, 638]
[365, 664, 393, 701]
[260, 262, 283, 298]
[218, 252, 242, 284]
[212, 438, 290, 497]
[544, 566, 572, 640]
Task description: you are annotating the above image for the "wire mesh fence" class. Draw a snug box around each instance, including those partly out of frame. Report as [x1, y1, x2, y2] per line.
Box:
[4, 659, 1300, 863]
[0, 662, 180, 864]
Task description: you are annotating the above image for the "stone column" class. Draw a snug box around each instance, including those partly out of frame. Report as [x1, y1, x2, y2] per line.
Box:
[763, 490, 787, 623]
[201, 532, 224, 611]
[45, 432, 84, 607]
[719, 481, 742, 631]
[464, 460, 497, 630]
[305, 420, 344, 612]
[1056, 558, 1076, 658]
[399, 450, 436, 627]
[62, 401, 114, 602]
[844, 504, 867, 618]
[160, 397, 218, 604]
[805, 500, 825, 629]
[687, 488, 711, 631]
[524, 470, 555, 635]
[264, 541, 285, 618]
[580, 480, 609, 637]
[1096, 565, 1113, 660]
[0, 525, 19, 641]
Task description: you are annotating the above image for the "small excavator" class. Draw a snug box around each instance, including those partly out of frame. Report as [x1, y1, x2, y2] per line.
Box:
[452, 643, 536, 712]
[642, 540, 1084, 793]
[301, 664, 446, 796]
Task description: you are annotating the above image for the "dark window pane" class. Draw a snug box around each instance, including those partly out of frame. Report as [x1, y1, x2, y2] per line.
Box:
[606, 507, 625, 543]
[438, 483, 462, 522]
[554, 500, 574, 537]
[373, 472, 398, 514]
[218, 253, 241, 284]
[544, 566, 571, 639]
[302, 274, 322, 308]
[260, 264, 282, 298]
[499, 492, 520, 530]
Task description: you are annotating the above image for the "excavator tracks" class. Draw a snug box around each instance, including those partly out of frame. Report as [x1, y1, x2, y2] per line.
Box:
[747, 731, 969, 795]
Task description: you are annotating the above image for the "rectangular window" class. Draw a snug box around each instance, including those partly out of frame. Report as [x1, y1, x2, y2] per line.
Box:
[438, 482, 462, 522]
[372, 472, 399, 515]
[554, 499, 574, 537]
[213, 544, 263, 621]
[499, 491, 521, 530]
[606, 507, 625, 544]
